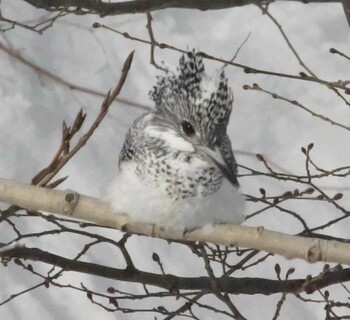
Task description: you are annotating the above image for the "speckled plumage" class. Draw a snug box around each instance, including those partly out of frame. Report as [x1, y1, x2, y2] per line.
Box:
[108, 51, 245, 228]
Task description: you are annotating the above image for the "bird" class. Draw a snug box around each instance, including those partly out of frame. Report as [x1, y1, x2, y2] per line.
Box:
[107, 51, 245, 229]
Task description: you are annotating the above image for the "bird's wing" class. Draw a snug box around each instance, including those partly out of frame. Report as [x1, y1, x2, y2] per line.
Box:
[219, 134, 239, 186]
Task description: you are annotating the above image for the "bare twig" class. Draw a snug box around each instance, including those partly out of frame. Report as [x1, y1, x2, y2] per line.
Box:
[0, 42, 150, 111]
[145, 12, 166, 70]
[258, 4, 317, 77]
[93, 22, 349, 91]
[0, 281, 45, 306]
[163, 292, 205, 320]
[0, 9, 66, 33]
[35, 50, 135, 186]
[221, 32, 251, 69]
[243, 83, 350, 131]
[200, 246, 246, 319]
[330, 47, 350, 62]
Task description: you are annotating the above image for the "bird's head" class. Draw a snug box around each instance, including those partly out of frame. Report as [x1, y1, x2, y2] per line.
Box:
[149, 51, 238, 186]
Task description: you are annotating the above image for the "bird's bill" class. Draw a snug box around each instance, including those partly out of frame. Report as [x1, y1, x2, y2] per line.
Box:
[196, 145, 239, 187]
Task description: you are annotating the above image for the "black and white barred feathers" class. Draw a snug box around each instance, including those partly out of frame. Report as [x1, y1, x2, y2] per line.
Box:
[108, 51, 245, 228]
[150, 51, 234, 148]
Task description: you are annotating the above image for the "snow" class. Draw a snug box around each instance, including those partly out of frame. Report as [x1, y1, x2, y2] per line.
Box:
[0, 0, 349, 319]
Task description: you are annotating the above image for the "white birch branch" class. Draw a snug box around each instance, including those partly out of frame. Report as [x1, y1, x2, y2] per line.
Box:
[0, 177, 349, 265]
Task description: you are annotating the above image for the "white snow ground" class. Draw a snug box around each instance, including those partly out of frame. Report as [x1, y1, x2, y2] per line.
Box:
[0, 1, 349, 319]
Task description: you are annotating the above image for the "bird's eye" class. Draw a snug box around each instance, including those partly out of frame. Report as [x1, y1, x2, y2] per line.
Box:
[181, 121, 195, 137]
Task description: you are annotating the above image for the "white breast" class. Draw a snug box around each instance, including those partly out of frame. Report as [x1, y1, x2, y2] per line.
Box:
[106, 163, 245, 229]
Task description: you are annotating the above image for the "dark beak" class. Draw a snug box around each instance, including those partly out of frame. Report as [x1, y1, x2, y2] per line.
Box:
[196, 145, 239, 187]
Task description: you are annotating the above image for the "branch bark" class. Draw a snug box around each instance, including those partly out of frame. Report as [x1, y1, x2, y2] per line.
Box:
[1, 243, 350, 295]
[22, 0, 344, 16]
[1, 178, 350, 265]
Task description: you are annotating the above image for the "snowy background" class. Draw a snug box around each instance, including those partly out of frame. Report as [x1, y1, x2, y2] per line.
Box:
[0, 0, 349, 319]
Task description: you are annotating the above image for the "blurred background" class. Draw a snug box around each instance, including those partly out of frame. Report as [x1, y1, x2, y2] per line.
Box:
[0, 0, 349, 319]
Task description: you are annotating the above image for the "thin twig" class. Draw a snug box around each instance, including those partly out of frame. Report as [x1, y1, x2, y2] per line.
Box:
[93, 22, 349, 91]
[221, 31, 251, 69]
[0, 9, 67, 33]
[244, 83, 350, 131]
[0, 281, 45, 306]
[258, 4, 317, 78]
[36, 51, 135, 186]
[330, 47, 350, 61]
[145, 12, 166, 70]
[163, 292, 205, 320]
[200, 246, 246, 320]
[0, 42, 150, 111]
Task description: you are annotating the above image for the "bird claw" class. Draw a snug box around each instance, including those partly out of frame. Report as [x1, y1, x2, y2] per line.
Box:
[182, 226, 199, 237]
[151, 224, 157, 237]
[150, 224, 165, 237]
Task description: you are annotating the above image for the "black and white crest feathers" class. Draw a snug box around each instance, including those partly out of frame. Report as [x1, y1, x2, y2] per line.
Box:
[150, 51, 233, 144]
[150, 51, 205, 107]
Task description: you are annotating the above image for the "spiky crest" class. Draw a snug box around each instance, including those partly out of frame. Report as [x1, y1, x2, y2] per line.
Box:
[149, 50, 233, 144]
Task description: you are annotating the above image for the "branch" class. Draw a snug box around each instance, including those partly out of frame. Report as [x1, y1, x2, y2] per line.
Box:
[22, 0, 344, 16]
[1, 243, 350, 295]
[0, 8, 67, 33]
[1, 178, 350, 265]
